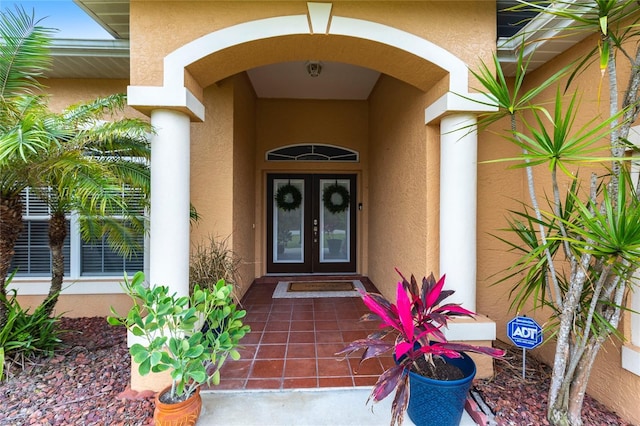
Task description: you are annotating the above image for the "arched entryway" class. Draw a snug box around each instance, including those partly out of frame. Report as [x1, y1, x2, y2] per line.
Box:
[128, 1, 495, 318]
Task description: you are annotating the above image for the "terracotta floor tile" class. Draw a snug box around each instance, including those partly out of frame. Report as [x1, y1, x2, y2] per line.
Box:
[256, 344, 287, 359]
[247, 312, 269, 321]
[354, 376, 379, 387]
[338, 320, 370, 331]
[219, 360, 252, 379]
[291, 311, 314, 321]
[342, 330, 369, 343]
[315, 331, 343, 343]
[284, 358, 317, 377]
[269, 312, 292, 322]
[379, 355, 396, 370]
[264, 321, 290, 332]
[349, 357, 384, 376]
[292, 304, 314, 313]
[237, 345, 257, 360]
[213, 379, 247, 390]
[245, 321, 266, 332]
[313, 308, 338, 318]
[318, 377, 355, 387]
[271, 303, 295, 313]
[251, 359, 284, 379]
[245, 304, 271, 313]
[314, 320, 340, 330]
[286, 343, 316, 359]
[261, 331, 288, 344]
[317, 358, 351, 377]
[290, 320, 315, 331]
[316, 343, 345, 358]
[283, 377, 318, 389]
[245, 379, 282, 389]
[236, 279, 384, 391]
[241, 332, 263, 345]
[335, 310, 363, 320]
[289, 331, 315, 344]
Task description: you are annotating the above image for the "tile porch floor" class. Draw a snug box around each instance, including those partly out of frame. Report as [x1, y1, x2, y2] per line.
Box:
[216, 280, 395, 390]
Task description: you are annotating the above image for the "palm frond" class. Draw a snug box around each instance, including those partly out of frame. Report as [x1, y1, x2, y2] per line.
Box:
[0, 6, 55, 98]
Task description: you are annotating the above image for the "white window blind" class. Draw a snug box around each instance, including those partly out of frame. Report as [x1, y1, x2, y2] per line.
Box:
[10, 187, 145, 278]
[10, 188, 71, 276]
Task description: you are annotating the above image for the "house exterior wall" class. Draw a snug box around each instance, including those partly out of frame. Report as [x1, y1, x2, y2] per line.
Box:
[231, 73, 258, 296]
[368, 74, 432, 299]
[128, 1, 496, 102]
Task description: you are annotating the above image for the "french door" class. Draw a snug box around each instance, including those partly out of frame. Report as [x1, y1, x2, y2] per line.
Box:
[267, 174, 356, 273]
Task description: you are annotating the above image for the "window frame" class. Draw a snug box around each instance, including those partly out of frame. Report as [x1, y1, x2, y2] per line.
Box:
[8, 187, 149, 295]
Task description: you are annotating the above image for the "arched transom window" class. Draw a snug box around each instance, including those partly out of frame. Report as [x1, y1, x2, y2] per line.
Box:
[266, 144, 359, 162]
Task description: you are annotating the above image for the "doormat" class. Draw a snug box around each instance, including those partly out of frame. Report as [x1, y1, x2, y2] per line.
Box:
[273, 280, 365, 298]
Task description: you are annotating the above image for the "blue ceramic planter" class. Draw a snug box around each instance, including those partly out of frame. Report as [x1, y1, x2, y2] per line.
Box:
[406, 353, 476, 426]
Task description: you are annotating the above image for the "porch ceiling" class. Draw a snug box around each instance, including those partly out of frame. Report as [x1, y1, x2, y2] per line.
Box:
[50, 1, 588, 98]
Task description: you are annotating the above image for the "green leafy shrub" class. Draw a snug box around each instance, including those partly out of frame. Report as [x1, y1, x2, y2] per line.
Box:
[108, 271, 250, 402]
[0, 275, 63, 379]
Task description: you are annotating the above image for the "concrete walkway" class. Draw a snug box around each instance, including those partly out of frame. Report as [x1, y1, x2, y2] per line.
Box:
[197, 387, 478, 425]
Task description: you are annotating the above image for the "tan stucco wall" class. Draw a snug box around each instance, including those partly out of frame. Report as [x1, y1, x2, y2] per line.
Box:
[368, 75, 432, 300]
[232, 74, 258, 296]
[16, 294, 134, 318]
[190, 82, 235, 270]
[129, 1, 495, 104]
[44, 79, 142, 118]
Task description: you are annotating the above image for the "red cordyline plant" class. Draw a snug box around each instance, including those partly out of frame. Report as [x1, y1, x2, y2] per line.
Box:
[337, 269, 505, 426]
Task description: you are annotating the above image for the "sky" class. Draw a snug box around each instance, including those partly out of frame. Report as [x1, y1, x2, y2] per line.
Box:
[0, 0, 113, 39]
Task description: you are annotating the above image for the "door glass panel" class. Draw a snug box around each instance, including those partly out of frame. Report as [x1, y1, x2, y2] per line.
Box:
[320, 179, 350, 263]
[274, 179, 304, 263]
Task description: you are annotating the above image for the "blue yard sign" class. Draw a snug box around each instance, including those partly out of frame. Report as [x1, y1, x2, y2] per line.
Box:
[507, 316, 543, 350]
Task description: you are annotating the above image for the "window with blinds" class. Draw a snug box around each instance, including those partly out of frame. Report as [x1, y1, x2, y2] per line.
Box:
[81, 232, 144, 276]
[10, 188, 71, 276]
[10, 187, 145, 278]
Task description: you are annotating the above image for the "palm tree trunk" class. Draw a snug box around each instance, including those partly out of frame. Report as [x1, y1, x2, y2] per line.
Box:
[0, 194, 24, 328]
[43, 212, 67, 317]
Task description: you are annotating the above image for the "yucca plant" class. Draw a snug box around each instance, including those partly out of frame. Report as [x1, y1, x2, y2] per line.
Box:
[337, 269, 505, 426]
[473, 1, 640, 424]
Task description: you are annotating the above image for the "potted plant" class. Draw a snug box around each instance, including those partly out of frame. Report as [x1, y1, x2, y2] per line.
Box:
[277, 228, 292, 254]
[108, 271, 250, 426]
[324, 223, 342, 255]
[337, 269, 505, 426]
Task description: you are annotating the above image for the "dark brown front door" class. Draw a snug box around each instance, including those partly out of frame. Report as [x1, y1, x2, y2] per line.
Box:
[267, 174, 356, 274]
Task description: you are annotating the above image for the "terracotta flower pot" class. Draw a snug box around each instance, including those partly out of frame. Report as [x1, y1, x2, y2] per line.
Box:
[153, 386, 202, 426]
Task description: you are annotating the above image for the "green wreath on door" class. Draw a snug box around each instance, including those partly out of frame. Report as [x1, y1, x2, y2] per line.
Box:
[322, 183, 350, 214]
[275, 183, 302, 211]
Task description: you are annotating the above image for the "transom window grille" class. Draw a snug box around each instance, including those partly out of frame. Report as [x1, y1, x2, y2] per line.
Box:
[10, 187, 145, 278]
[266, 144, 359, 162]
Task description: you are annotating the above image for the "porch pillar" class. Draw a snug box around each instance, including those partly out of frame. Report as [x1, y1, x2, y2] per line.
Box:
[439, 113, 477, 311]
[149, 109, 191, 296]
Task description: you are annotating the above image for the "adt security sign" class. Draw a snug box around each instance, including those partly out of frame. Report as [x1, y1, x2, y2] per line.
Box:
[507, 316, 543, 350]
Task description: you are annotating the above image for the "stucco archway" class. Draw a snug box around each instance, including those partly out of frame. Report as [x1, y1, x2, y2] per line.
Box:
[128, 1, 495, 317]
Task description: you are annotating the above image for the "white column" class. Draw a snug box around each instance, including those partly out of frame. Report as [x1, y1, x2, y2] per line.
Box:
[149, 109, 191, 296]
[439, 113, 478, 311]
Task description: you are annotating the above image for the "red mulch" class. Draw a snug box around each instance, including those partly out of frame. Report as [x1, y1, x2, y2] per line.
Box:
[0, 317, 154, 426]
[473, 340, 633, 425]
[0, 317, 634, 425]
